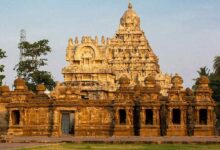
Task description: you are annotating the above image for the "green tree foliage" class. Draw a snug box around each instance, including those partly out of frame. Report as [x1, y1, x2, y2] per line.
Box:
[214, 56, 220, 78]
[192, 66, 210, 90]
[197, 66, 210, 77]
[209, 79, 220, 101]
[0, 49, 6, 86]
[14, 40, 55, 91]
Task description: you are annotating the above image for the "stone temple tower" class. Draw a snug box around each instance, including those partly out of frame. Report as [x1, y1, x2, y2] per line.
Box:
[62, 3, 171, 95]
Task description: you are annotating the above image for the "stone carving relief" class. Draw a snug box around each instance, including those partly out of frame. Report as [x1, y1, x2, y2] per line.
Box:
[62, 2, 171, 95]
[78, 107, 112, 125]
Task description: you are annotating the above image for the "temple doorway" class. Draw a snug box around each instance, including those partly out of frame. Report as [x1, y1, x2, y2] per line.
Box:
[172, 109, 181, 124]
[199, 109, 207, 125]
[119, 109, 126, 124]
[61, 112, 75, 135]
[133, 106, 140, 136]
[12, 110, 20, 125]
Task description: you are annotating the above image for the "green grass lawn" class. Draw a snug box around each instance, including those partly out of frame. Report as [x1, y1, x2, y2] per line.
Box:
[16, 143, 220, 150]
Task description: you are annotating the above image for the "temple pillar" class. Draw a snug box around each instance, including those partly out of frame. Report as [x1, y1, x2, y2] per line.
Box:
[181, 109, 183, 125]
[196, 109, 199, 124]
[207, 108, 210, 125]
[115, 108, 119, 124]
[156, 109, 160, 125]
[169, 108, 172, 125]
[140, 108, 145, 125]
[153, 109, 156, 125]
[51, 109, 59, 136]
[126, 108, 130, 125]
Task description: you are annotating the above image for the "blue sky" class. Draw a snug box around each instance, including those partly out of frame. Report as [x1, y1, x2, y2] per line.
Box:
[0, 0, 220, 88]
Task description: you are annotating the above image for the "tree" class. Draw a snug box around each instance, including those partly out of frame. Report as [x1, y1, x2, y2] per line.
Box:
[14, 40, 55, 91]
[209, 79, 220, 101]
[0, 49, 6, 86]
[192, 66, 210, 90]
[196, 66, 210, 77]
[214, 56, 220, 78]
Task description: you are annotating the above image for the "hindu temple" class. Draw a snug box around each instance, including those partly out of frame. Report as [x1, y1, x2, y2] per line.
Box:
[0, 3, 216, 137]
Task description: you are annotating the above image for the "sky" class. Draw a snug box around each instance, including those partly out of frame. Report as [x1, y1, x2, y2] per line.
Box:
[0, 0, 220, 89]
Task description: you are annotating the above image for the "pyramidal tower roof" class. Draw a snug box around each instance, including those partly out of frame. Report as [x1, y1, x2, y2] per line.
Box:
[63, 3, 172, 96]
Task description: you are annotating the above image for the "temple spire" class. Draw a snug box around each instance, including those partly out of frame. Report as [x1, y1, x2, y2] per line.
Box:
[128, 2, 132, 9]
[119, 2, 140, 31]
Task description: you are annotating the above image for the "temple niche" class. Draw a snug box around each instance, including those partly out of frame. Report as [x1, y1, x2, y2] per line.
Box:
[193, 76, 216, 136]
[0, 3, 217, 137]
[166, 74, 187, 136]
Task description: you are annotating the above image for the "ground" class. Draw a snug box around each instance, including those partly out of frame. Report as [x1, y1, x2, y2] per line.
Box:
[1, 136, 220, 150]
[15, 143, 220, 150]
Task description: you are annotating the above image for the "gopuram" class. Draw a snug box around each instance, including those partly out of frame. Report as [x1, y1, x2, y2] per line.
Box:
[0, 3, 216, 137]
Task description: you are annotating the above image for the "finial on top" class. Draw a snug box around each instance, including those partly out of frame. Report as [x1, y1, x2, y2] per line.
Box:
[128, 2, 132, 9]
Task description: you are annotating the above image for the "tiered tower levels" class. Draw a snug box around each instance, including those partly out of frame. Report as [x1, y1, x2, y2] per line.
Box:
[62, 3, 171, 95]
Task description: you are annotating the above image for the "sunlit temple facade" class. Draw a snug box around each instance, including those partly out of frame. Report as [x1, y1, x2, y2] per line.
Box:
[0, 3, 216, 137]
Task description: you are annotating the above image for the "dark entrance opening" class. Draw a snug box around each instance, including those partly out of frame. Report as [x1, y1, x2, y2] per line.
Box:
[61, 112, 75, 135]
[172, 109, 181, 124]
[12, 110, 20, 125]
[199, 109, 207, 125]
[145, 109, 153, 125]
[133, 106, 140, 136]
[119, 109, 126, 124]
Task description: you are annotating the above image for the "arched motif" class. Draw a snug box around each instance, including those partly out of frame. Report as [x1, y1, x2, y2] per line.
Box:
[74, 44, 99, 61]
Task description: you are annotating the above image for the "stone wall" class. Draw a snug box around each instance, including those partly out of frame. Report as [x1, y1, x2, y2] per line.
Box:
[75, 107, 113, 136]
[0, 103, 8, 134]
[22, 107, 51, 136]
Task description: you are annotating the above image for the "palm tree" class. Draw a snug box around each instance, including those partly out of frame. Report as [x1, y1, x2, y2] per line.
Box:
[214, 56, 220, 78]
[192, 66, 210, 90]
[197, 66, 210, 77]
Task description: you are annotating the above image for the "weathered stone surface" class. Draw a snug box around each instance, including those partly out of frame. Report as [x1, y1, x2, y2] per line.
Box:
[62, 3, 171, 96]
[0, 3, 216, 137]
